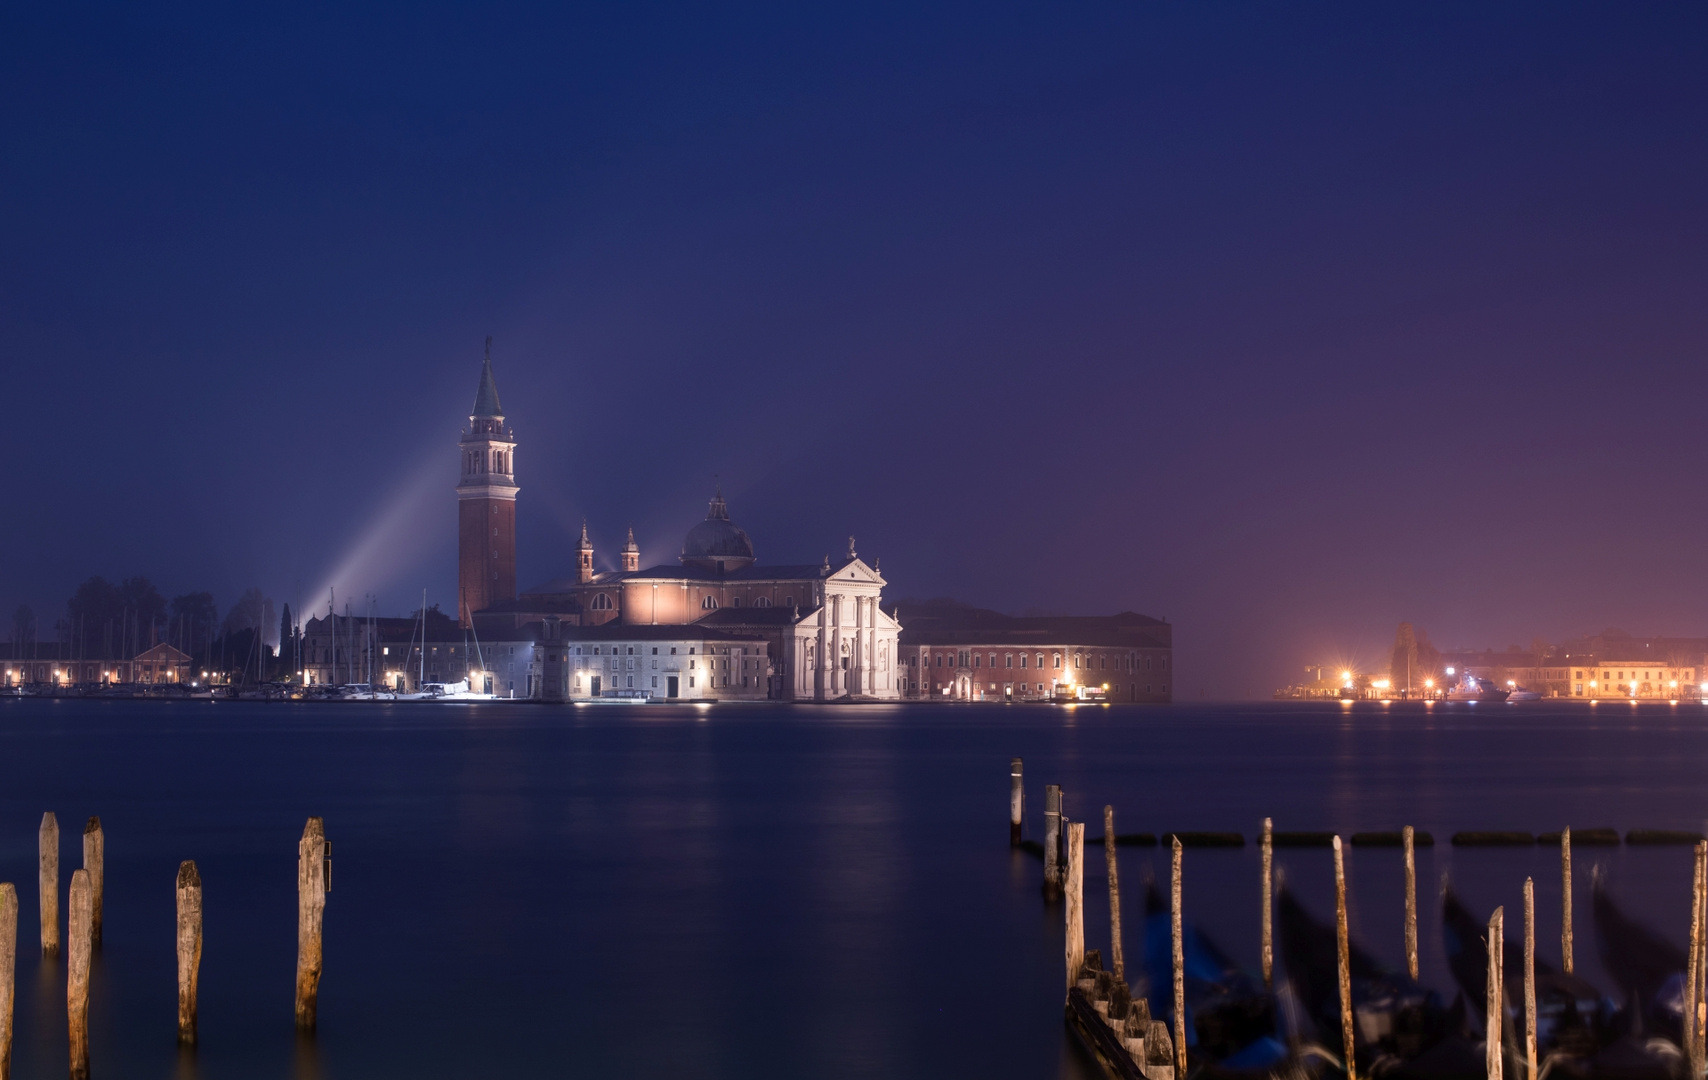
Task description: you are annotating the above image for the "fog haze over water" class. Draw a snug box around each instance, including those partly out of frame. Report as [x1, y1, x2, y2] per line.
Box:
[1, 699, 1705, 1077]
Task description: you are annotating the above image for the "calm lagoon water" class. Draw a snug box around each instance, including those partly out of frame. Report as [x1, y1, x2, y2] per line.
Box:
[2, 698, 1707, 1078]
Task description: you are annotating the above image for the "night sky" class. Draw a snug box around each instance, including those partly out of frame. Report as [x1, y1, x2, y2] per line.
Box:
[4, 3, 1706, 697]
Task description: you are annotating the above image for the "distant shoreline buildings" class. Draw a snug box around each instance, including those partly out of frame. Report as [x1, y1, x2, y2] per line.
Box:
[1280, 625, 1708, 701]
[295, 345, 1174, 703]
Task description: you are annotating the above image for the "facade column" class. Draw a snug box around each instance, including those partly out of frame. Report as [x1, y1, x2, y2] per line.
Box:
[830, 593, 843, 697]
[815, 603, 827, 701]
[851, 596, 865, 695]
[868, 606, 879, 696]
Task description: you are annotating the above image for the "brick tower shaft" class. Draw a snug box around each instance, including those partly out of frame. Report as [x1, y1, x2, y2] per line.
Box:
[456, 338, 518, 626]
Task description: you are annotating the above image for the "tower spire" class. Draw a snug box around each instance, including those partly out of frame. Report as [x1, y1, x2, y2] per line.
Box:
[472, 336, 503, 418]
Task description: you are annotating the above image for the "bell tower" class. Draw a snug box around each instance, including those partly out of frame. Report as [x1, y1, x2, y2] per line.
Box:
[457, 337, 519, 627]
[622, 527, 640, 572]
[577, 522, 595, 583]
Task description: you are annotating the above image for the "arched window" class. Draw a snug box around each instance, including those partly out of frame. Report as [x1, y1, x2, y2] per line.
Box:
[591, 593, 613, 611]
[701, 595, 718, 610]
[754, 596, 772, 607]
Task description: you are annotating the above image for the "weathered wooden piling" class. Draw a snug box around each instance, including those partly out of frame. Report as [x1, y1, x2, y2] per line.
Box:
[1403, 825, 1418, 981]
[1688, 841, 1707, 1075]
[1561, 827, 1573, 975]
[1044, 785, 1063, 898]
[1010, 758, 1024, 846]
[1333, 836, 1355, 1080]
[1487, 907, 1504, 1080]
[1171, 837, 1185, 1079]
[1688, 844, 1702, 1076]
[1105, 806, 1124, 980]
[177, 861, 202, 1045]
[295, 817, 329, 1031]
[1523, 878, 1537, 1080]
[1, 881, 15, 1080]
[82, 818, 103, 948]
[1697, 849, 1707, 1068]
[1260, 817, 1273, 990]
[1065, 821, 1085, 991]
[39, 813, 59, 955]
[67, 869, 92, 1080]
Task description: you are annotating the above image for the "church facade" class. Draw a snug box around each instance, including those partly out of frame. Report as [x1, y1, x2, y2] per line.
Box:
[456, 350, 902, 702]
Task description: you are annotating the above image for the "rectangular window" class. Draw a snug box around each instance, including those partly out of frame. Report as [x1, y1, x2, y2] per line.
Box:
[973, 655, 980, 668]
[1005, 655, 1012, 668]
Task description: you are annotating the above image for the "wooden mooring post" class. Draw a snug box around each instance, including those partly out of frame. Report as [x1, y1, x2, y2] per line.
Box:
[1105, 806, 1124, 981]
[177, 861, 202, 1045]
[295, 817, 329, 1031]
[1403, 825, 1418, 980]
[1171, 836, 1185, 1079]
[1689, 841, 1707, 1076]
[1065, 821, 1085, 991]
[1523, 878, 1537, 1080]
[67, 869, 92, 1080]
[1043, 786, 1062, 899]
[1010, 758, 1024, 846]
[82, 818, 103, 948]
[1696, 846, 1707, 1069]
[1487, 907, 1504, 1080]
[1333, 836, 1355, 1080]
[1561, 827, 1573, 975]
[39, 814, 59, 955]
[1260, 817, 1273, 990]
[1, 881, 15, 1080]
[1688, 844, 1702, 1076]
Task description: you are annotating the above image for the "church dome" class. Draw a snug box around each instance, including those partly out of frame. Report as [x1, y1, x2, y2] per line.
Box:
[681, 489, 756, 570]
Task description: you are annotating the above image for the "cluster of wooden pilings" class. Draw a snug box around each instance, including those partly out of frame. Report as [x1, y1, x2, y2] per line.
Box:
[1010, 759, 1708, 1080]
[0, 814, 331, 1079]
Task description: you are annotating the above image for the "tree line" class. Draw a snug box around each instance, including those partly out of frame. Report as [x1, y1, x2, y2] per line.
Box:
[8, 576, 293, 683]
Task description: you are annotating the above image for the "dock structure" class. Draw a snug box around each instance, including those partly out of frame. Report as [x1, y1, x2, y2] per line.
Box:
[1015, 762, 1708, 1080]
[1061, 821, 1172, 1080]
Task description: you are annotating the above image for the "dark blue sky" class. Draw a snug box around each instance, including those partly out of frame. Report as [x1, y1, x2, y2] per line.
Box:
[4, 2, 1706, 695]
